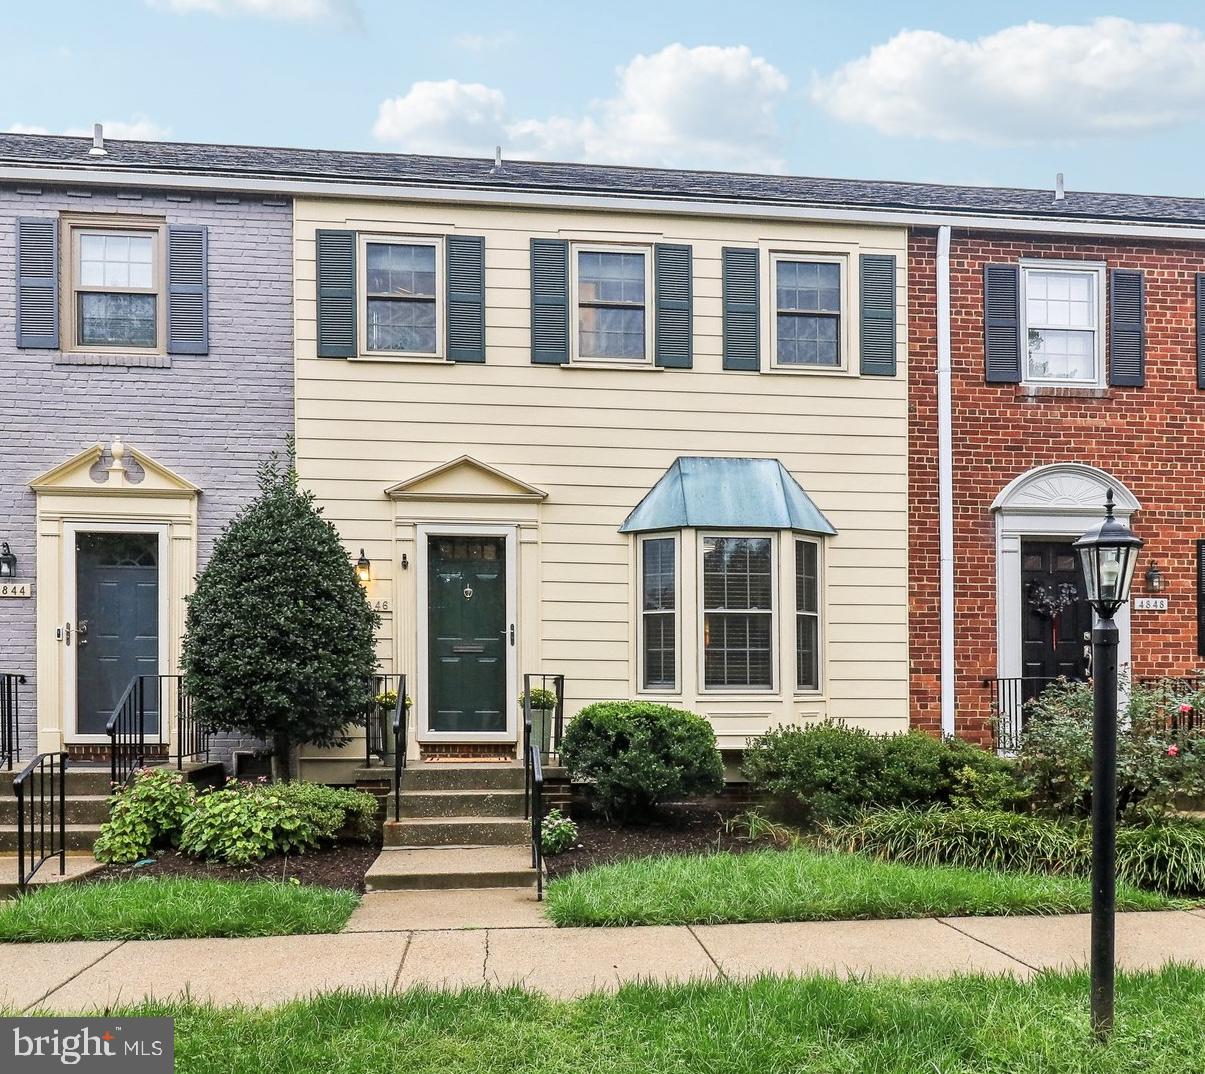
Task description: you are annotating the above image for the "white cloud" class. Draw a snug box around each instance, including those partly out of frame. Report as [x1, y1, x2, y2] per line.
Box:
[147, 0, 359, 23]
[5, 116, 171, 141]
[373, 44, 791, 171]
[452, 31, 516, 52]
[812, 17, 1205, 143]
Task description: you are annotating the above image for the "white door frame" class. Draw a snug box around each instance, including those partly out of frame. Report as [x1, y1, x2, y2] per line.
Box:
[63, 520, 170, 743]
[415, 522, 518, 743]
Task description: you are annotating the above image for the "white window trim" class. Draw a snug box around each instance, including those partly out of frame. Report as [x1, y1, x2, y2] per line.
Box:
[357, 232, 446, 361]
[569, 242, 654, 365]
[697, 531, 777, 694]
[793, 536, 824, 695]
[1019, 258, 1106, 389]
[637, 533, 681, 694]
[767, 250, 850, 374]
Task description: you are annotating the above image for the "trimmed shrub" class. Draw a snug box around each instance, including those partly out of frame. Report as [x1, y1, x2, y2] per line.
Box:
[825, 807, 1085, 875]
[94, 768, 198, 865]
[742, 721, 1015, 825]
[561, 701, 724, 822]
[267, 782, 378, 843]
[1115, 822, 1205, 895]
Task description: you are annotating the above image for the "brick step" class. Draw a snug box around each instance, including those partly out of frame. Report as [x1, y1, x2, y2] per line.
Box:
[0, 825, 102, 852]
[399, 763, 526, 792]
[383, 816, 530, 847]
[390, 789, 526, 819]
[364, 845, 535, 891]
[0, 796, 110, 825]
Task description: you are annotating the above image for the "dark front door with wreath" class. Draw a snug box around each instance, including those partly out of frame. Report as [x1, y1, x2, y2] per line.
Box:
[1021, 539, 1092, 686]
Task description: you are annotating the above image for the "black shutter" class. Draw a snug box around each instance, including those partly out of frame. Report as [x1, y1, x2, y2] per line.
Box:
[984, 263, 1021, 383]
[530, 238, 569, 364]
[1195, 274, 1205, 390]
[1198, 540, 1205, 657]
[166, 224, 208, 355]
[446, 234, 486, 362]
[722, 247, 759, 371]
[654, 243, 692, 369]
[16, 217, 58, 349]
[859, 253, 896, 376]
[316, 229, 356, 358]
[1109, 269, 1145, 387]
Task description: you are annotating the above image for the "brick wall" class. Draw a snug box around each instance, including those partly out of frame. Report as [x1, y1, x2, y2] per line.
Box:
[0, 184, 294, 766]
[909, 227, 1205, 743]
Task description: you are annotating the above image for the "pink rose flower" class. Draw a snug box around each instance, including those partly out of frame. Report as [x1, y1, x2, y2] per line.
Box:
[1168, 745, 1181, 757]
[1181, 703, 1194, 715]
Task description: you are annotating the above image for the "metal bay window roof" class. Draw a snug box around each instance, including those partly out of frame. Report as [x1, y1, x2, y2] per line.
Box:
[620, 457, 837, 536]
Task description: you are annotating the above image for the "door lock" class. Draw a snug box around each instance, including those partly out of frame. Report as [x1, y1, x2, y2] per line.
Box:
[77, 619, 89, 647]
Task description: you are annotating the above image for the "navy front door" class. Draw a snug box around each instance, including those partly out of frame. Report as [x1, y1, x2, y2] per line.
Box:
[75, 531, 160, 736]
[427, 535, 508, 734]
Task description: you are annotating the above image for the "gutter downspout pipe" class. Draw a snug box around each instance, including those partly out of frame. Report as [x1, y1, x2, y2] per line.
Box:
[936, 225, 955, 737]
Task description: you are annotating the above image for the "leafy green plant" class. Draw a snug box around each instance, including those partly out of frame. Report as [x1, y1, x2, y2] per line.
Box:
[540, 808, 579, 855]
[520, 688, 559, 710]
[560, 701, 724, 822]
[1115, 821, 1205, 895]
[181, 442, 379, 779]
[372, 692, 412, 710]
[94, 768, 198, 864]
[267, 781, 379, 842]
[949, 764, 1027, 811]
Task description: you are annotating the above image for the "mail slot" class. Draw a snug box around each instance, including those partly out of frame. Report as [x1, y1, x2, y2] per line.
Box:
[451, 644, 485, 654]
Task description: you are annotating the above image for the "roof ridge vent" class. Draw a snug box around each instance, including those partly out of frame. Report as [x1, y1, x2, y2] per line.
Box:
[1054, 172, 1065, 202]
[489, 144, 504, 176]
[88, 123, 107, 158]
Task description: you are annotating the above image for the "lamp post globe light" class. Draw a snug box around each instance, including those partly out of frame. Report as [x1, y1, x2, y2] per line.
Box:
[1072, 488, 1143, 1041]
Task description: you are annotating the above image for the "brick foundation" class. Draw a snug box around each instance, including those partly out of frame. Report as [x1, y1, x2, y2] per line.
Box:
[418, 743, 517, 762]
[65, 743, 167, 764]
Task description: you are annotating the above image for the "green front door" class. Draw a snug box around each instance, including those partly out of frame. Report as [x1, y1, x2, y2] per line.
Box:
[427, 535, 508, 734]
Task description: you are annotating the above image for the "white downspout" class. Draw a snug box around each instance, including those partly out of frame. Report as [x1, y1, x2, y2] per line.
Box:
[936, 225, 955, 738]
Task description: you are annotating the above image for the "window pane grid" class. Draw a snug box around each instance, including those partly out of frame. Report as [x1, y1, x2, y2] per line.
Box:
[796, 540, 820, 690]
[775, 259, 841, 367]
[703, 536, 773, 689]
[365, 242, 439, 354]
[1024, 268, 1097, 383]
[73, 228, 159, 349]
[641, 537, 676, 690]
[578, 249, 647, 359]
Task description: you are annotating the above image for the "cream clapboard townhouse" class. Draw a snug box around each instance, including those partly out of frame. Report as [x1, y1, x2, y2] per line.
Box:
[289, 155, 910, 780]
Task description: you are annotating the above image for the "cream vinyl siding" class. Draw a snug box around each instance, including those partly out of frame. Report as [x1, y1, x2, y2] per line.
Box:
[293, 198, 908, 777]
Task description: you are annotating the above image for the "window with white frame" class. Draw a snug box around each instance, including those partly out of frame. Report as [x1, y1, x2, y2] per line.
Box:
[795, 539, 820, 691]
[640, 536, 677, 691]
[773, 256, 841, 368]
[574, 246, 650, 361]
[67, 223, 164, 351]
[702, 535, 774, 690]
[364, 239, 440, 355]
[1022, 265, 1102, 385]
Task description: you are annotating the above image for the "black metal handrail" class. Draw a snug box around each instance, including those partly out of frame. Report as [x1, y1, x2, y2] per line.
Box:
[392, 673, 408, 822]
[522, 672, 565, 819]
[2, 672, 27, 771]
[14, 751, 67, 892]
[529, 739, 544, 901]
[172, 674, 211, 770]
[985, 675, 1063, 752]
[365, 673, 406, 768]
[1136, 676, 1205, 733]
[106, 676, 148, 789]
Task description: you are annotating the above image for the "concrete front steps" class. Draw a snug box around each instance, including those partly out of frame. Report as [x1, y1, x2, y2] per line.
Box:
[0, 765, 112, 854]
[365, 846, 535, 892]
[0, 855, 104, 900]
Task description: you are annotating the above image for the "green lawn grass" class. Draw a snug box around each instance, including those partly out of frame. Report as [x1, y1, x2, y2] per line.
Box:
[544, 848, 1170, 926]
[0, 877, 358, 941]
[90, 968, 1205, 1074]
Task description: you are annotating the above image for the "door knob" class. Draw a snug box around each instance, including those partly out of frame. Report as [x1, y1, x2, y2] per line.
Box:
[77, 619, 89, 647]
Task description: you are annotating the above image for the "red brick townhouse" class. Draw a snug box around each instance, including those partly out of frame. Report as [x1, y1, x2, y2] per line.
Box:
[907, 188, 1205, 747]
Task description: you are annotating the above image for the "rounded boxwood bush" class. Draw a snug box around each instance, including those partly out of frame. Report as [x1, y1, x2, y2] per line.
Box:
[560, 701, 724, 822]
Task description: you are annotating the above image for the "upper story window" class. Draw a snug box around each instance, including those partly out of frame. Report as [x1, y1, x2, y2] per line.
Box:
[772, 256, 841, 369]
[702, 535, 774, 690]
[363, 238, 441, 356]
[1022, 264, 1103, 386]
[573, 246, 651, 362]
[640, 535, 677, 692]
[67, 223, 164, 351]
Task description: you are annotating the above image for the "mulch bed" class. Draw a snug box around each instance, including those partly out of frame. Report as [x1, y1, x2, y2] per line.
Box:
[91, 843, 379, 893]
[544, 803, 783, 879]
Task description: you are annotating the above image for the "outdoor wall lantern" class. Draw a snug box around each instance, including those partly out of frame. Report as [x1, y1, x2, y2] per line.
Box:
[1073, 488, 1144, 1042]
[0, 543, 15, 578]
[355, 549, 371, 585]
[1144, 562, 1166, 593]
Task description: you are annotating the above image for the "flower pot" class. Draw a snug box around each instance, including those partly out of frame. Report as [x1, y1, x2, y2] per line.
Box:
[529, 707, 554, 760]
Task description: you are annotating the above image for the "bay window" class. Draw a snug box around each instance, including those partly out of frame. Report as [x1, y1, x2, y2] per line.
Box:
[702, 535, 774, 690]
[795, 539, 820, 690]
[640, 535, 677, 691]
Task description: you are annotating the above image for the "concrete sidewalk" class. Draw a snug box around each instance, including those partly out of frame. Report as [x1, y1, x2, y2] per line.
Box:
[6, 907, 1205, 1010]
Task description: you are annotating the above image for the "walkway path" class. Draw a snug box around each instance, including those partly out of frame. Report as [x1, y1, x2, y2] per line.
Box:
[6, 908, 1205, 1010]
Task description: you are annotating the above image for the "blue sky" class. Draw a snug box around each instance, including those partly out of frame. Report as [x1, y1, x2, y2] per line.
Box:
[6, 1, 1205, 196]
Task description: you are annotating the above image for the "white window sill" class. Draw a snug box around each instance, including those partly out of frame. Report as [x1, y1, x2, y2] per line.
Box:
[350, 353, 449, 365]
[564, 360, 663, 372]
[764, 364, 853, 377]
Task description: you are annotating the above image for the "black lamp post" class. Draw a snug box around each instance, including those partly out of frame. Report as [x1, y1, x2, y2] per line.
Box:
[1073, 488, 1143, 1041]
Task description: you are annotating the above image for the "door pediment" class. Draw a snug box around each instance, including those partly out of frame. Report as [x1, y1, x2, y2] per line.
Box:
[31, 438, 199, 499]
[386, 456, 547, 503]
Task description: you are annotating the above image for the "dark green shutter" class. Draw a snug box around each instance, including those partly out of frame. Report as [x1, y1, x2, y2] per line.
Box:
[859, 253, 896, 376]
[1198, 540, 1205, 657]
[530, 238, 569, 364]
[16, 217, 58, 349]
[1109, 269, 1145, 387]
[446, 234, 485, 362]
[1197, 274, 1205, 390]
[722, 247, 759, 371]
[316, 229, 356, 358]
[166, 224, 208, 355]
[654, 243, 692, 368]
[984, 263, 1021, 383]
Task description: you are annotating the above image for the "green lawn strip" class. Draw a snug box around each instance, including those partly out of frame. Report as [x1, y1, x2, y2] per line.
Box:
[544, 848, 1169, 926]
[0, 877, 358, 941]
[84, 967, 1205, 1074]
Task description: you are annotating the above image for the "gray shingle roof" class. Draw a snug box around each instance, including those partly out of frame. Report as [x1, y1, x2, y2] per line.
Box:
[1, 132, 1203, 226]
